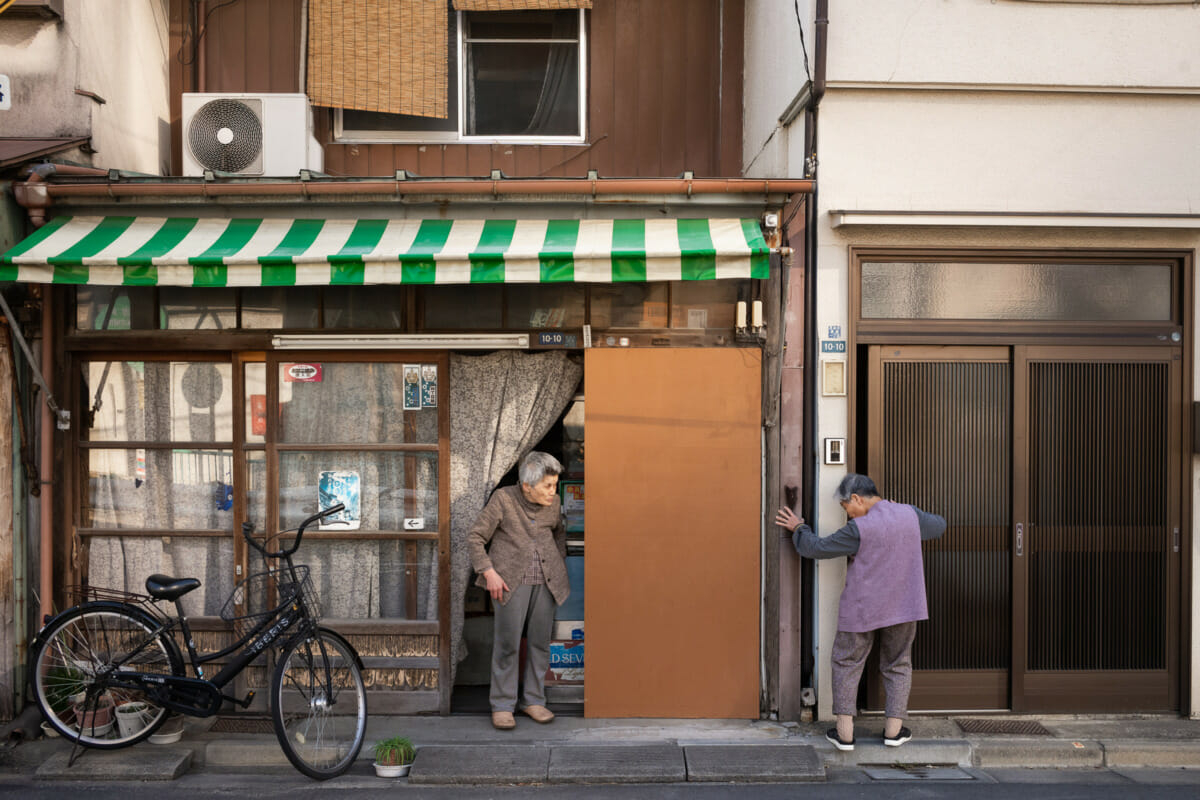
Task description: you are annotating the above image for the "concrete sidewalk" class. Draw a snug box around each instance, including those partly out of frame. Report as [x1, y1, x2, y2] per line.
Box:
[10, 712, 1200, 784]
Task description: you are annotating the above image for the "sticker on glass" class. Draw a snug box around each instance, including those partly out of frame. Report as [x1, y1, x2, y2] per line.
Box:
[403, 364, 421, 410]
[420, 364, 438, 408]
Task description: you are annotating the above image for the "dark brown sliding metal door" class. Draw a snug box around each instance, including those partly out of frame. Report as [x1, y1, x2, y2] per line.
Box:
[867, 345, 1181, 712]
[1013, 346, 1180, 712]
[867, 346, 1013, 710]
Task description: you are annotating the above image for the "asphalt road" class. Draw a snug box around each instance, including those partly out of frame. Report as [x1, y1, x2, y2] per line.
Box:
[2, 766, 1199, 799]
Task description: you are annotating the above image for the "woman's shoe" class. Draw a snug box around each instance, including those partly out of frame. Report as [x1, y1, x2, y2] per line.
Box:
[825, 727, 855, 751]
[883, 726, 912, 747]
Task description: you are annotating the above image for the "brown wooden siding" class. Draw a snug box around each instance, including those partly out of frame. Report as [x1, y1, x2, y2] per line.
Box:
[172, 0, 743, 178]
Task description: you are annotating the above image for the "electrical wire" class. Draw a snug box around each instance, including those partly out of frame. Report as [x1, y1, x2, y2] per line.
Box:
[177, 0, 241, 66]
[794, 0, 813, 89]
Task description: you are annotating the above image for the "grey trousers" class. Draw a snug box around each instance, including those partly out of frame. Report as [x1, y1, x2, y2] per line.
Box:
[830, 621, 918, 719]
[490, 582, 557, 712]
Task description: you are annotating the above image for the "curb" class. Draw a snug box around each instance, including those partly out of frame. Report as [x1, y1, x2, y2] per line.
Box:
[973, 739, 1104, 769]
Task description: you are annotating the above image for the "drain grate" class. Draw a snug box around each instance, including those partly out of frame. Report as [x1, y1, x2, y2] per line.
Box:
[208, 716, 275, 733]
[863, 765, 975, 781]
[955, 718, 1052, 736]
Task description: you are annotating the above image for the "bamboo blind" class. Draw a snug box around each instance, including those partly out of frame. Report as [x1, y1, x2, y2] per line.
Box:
[307, 0, 448, 118]
[453, 1, 591, 10]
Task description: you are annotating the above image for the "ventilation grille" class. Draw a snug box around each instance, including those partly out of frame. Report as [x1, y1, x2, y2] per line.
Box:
[955, 718, 1052, 736]
[187, 98, 264, 174]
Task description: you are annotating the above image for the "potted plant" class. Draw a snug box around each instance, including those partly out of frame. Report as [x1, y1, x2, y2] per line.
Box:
[43, 665, 85, 719]
[372, 736, 415, 778]
[72, 691, 115, 736]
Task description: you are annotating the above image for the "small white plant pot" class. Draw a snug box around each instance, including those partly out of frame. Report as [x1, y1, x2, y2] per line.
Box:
[115, 701, 150, 738]
[149, 717, 184, 744]
[374, 762, 410, 778]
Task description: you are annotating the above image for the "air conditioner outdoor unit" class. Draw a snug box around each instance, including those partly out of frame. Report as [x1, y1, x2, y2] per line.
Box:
[181, 93, 323, 177]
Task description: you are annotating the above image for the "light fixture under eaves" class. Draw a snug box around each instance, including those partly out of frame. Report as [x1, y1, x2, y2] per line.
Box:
[272, 334, 530, 350]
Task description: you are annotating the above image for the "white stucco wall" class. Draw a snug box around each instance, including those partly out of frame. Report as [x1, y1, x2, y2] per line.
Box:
[825, 0, 1200, 90]
[818, 89, 1200, 216]
[742, 0, 814, 178]
[0, 0, 170, 174]
[73, 0, 172, 174]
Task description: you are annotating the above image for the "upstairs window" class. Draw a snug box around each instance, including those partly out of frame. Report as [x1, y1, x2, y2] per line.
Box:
[312, 1, 588, 144]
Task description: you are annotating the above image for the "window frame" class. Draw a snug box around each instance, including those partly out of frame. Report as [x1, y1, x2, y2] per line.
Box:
[333, 8, 588, 145]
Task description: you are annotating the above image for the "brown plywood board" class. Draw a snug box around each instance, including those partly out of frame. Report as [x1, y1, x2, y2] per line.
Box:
[584, 348, 761, 718]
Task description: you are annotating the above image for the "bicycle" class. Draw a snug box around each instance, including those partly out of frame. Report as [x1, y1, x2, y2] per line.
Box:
[29, 504, 368, 780]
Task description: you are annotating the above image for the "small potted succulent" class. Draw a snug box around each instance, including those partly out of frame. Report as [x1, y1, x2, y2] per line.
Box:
[372, 735, 415, 778]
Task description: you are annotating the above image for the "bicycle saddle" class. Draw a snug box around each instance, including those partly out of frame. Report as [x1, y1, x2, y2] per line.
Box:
[145, 574, 201, 601]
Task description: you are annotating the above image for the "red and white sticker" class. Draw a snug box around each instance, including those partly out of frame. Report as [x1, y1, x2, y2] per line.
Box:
[283, 363, 323, 382]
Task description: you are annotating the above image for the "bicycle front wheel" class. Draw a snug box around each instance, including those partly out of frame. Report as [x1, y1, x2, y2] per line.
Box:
[271, 627, 367, 780]
[32, 602, 183, 748]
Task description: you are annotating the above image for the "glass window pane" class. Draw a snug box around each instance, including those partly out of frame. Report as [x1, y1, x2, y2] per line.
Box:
[75, 286, 156, 331]
[83, 448, 234, 530]
[88, 535, 233, 617]
[246, 451, 267, 534]
[159, 287, 237, 330]
[589, 284, 668, 329]
[465, 10, 577, 40]
[506, 285, 585, 329]
[278, 362, 439, 444]
[241, 287, 320, 329]
[464, 11, 580, 137]
[324, 286, 405, 329]
[301, 540, 438, 620]
[466, 44, 579, 136]
[421, 285, 502, 329]
[861, 262, 1173, 321]
[83, 361, 233, 443]
[244, 362, 266, 444]
[670, 280, 742, 329]
[278, 451, 439, 533]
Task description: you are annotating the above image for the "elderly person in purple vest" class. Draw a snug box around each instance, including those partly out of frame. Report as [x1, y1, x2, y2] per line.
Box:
[468, 451, 571, 731]
[776, 473, 945, 751]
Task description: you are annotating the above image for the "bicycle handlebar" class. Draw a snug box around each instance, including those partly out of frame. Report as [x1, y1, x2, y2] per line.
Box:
[242, 503, 346, 559]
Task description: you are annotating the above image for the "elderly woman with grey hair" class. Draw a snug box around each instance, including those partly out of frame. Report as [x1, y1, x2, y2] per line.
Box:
[468, 451, 571, 730]
[776, 473, 945, 752]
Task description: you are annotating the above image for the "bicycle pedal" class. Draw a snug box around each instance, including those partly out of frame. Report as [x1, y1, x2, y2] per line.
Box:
[222, 690, 256, 708]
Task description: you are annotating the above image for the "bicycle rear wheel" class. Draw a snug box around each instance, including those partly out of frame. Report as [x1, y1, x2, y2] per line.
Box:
[271, 627, 367, 780]
[32, 602, 183, 748]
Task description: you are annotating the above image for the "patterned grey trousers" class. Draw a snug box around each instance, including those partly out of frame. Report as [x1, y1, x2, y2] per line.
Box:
[490, 582, 557, 713]
[831, 621, 918, 719]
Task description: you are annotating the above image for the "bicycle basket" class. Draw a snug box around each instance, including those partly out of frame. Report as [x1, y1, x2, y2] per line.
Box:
[220, 566, 320, 640]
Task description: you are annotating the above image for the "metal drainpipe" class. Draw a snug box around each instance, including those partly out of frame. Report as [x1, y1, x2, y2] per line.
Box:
[38, 290, 52, 625]
[800, 0, 828, 696]
[7, 333, 27, 711]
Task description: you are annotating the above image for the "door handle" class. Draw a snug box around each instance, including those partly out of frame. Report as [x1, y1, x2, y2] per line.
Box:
[1015, 523, 1023, 558]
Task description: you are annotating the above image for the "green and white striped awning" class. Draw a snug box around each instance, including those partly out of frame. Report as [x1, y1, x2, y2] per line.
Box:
[0, 216, 771, 285]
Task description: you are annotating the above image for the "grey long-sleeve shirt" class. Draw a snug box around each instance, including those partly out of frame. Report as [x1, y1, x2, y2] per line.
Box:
[791, 507, 946, 559]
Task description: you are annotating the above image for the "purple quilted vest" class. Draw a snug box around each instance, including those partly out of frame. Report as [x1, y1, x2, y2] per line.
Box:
[837, 500, 928, 633]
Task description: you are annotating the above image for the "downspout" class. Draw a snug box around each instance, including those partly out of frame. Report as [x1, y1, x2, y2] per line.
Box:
[38, 291, 53, 625]
[800, 0, 828, 696]
[13, 164, 110, 228]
